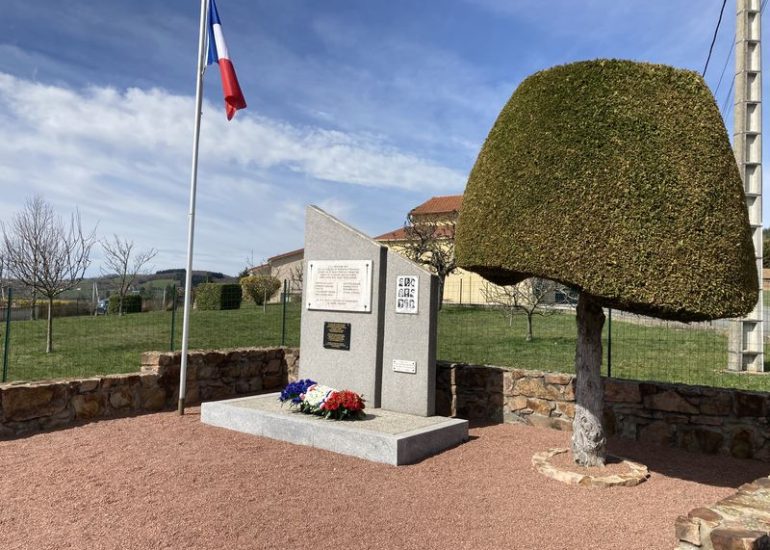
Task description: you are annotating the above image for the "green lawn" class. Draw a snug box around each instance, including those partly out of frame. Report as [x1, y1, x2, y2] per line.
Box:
[438, 306, 770, 392]
[3, 302, 770, 393]
[2, 302, 301, 382]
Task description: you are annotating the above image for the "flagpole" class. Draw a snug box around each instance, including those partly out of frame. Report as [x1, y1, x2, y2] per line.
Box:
[178, 0, 209, 415]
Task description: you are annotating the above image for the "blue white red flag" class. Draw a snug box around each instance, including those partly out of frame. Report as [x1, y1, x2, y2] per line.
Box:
[207, 0, 247, 120]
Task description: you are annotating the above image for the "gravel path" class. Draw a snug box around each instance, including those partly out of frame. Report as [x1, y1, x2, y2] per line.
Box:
[0, 408, 767, 550]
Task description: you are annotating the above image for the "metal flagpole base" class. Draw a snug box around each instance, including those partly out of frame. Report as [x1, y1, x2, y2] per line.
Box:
[178, 398, 186, 415]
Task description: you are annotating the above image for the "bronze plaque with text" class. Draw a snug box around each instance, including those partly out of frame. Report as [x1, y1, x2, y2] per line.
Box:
[323, 322, 351, 351]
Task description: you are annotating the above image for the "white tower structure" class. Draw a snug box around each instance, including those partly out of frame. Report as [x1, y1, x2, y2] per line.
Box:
[729, 0, 764, 371]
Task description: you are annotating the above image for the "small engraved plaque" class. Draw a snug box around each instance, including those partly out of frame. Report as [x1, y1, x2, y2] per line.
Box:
[392, 359, 416, 374]
[323, 322, 351, 350]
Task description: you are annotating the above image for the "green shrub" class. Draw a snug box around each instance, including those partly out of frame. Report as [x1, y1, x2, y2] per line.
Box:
[195, 283, 242, 310]
[240, 275, 281, 305]
[456, 59, 757, 322]
[108, 294, 142, 314]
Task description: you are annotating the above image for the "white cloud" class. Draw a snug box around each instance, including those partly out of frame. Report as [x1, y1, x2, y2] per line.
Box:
[0, 73, 462, 190]
[0, 72, 464, 274]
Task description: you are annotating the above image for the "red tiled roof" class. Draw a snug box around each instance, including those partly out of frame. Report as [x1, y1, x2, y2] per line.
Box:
[409, 195, 463, 216]
[375, 225, 454, 241]
[268, 248, 304, 262]
[375, 227, 409, 241]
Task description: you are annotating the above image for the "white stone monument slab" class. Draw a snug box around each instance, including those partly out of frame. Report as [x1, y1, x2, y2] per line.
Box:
[381, 249, 438, 416]
[299, 207, 386, 406]
[306, 260, 372, 312]
[299, 206, 439, 417]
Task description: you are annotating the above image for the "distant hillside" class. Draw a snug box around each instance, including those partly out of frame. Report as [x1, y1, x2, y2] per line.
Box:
[16, 269, 237, 301]
[151, 269, 234, 286]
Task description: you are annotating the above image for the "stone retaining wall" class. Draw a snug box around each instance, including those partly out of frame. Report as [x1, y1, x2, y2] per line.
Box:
[0, 347, 298, 437]
[5, 350, 769, 462]
[436, 361, 770, 461]
[676, 478, 770, 549]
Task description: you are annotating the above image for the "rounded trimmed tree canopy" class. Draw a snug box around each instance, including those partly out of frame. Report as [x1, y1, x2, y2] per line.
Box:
[456, 59, 757, 322]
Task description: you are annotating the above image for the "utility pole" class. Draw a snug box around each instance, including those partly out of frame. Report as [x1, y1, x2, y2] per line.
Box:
[729, 0, 764, 371]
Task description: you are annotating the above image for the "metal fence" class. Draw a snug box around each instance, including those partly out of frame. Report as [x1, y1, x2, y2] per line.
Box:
[3, 275, 770, 392]
[438, 278, 770, 393]
[0, 281, 301, 383]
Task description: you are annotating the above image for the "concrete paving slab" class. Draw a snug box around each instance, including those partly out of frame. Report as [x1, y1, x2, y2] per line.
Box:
[201, 393, 468, 465]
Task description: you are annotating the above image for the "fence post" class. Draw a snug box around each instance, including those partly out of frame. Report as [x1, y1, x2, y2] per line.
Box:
[2, 288, 12, 382]
[607, 308, 612, 378]
[170, 285, 177, 352]
[281, 279, 288, 346]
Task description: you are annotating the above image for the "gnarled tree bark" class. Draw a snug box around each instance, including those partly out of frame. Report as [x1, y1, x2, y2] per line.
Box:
[571, 292, 606, 466]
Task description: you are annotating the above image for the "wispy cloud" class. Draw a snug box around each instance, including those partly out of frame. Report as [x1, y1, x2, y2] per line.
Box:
[0, 72, 464, 274]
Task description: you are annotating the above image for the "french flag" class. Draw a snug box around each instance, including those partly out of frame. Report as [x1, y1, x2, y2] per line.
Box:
[207, 0, 247, 120]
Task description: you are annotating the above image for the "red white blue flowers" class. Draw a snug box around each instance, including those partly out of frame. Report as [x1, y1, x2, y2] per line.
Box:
[279, 380, 366, 420]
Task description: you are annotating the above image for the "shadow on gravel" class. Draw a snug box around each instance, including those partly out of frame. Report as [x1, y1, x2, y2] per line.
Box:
[607, 436, 770, 488]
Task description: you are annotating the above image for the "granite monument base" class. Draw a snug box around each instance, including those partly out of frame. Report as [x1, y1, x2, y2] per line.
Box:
[201, 393, 468, 466]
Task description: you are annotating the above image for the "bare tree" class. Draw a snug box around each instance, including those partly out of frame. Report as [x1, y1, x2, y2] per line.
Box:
[2, 196, 97, 353]
[482, 278, 566, 341]
[288, 264, 303, 297]
[101, 235, 157, 315]
[401, 213, 457, 308]
[0, 254, 5, 302]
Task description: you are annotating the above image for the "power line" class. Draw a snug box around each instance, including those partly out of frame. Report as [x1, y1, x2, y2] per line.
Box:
[714, 40, 734, 96]
[720, 79, 734, 119]
[703, 0, 728, 77]
[720, 0, 768, 119]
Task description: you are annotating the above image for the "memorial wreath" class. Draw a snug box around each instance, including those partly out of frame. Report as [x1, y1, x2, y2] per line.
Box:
[279, 379, 366, 420]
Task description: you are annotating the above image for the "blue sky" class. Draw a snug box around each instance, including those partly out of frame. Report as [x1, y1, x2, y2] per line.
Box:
[0, 0, 756, 276]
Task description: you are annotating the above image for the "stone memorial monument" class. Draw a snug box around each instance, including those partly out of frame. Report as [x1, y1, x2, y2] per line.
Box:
[300, 206, 438, 416]
[201, 206, 467, 465]
[380, 246, 439, 416]
[300, 206, 388, 408]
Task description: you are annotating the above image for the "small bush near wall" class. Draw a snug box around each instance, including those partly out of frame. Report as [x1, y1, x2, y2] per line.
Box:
[196, 283, 242, 310]
[108, 294, 142, 314]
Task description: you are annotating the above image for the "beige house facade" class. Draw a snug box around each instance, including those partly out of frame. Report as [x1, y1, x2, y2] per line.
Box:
[252, 195, 499, 304]
[374, 195, 492, 304]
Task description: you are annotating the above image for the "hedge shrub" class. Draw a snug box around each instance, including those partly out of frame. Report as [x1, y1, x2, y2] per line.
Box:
[195, 283, 242, 310]
[456, 59, 757, 322]
[108, 294, 142, 314]
[240, 275, 281, 305]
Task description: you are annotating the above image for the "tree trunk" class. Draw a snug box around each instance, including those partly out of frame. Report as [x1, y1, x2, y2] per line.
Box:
[46, 297, 54, 353]
[525, 312, 533, 341]
[437, 275, 445, 311]
[31, 290, 37, 321]
[571, 292, 606, 466]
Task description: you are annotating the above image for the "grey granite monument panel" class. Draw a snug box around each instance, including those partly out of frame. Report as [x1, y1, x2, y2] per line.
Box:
[300, 206, 387, 407]
[380, 250, 438, 416]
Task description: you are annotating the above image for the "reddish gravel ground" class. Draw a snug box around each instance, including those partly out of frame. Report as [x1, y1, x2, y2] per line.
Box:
[0, 409, 768, 550]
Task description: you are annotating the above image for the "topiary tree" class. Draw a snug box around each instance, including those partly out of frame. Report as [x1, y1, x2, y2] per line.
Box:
[456, 59, 757, 466]
[195, 283, 242, 310]
[108, 294, 142, 314]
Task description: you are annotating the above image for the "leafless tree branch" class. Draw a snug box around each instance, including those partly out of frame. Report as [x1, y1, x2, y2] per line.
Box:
[101, 235, 157, 315]
[1, 195, 97, 352]
[401, 212, 457, 307]
[482, 278, 566, 341]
